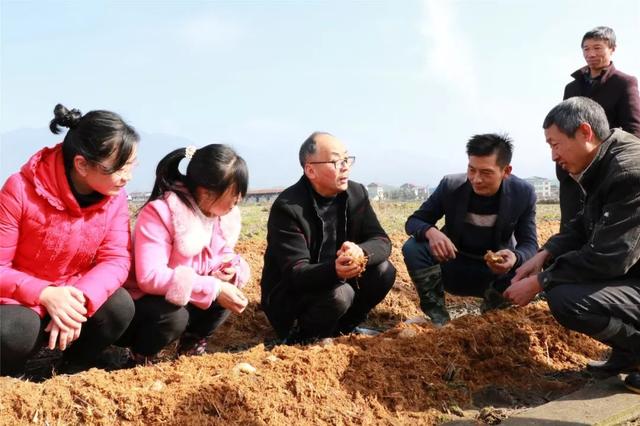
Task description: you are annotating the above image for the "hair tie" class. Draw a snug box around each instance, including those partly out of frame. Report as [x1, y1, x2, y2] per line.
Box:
[185, 145, 197, 160]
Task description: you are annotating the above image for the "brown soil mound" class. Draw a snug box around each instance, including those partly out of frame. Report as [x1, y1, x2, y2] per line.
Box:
[2, 220, 608, 425]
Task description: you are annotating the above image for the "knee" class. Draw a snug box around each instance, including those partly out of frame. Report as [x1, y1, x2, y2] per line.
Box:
[401, 238, 420, 262]
[329, 284, 356, 316]
[98, 288, 135, 332]
[401, 237, 434, 271]
[0, 307, 42, 362]
[373, 260, 396, 290]
[157, 306, 190, 338]
[546, 286, 581, 327]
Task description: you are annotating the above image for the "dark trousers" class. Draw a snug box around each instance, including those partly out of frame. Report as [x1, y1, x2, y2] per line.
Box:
[265, 260, 396, 340]
[119, 295, 230, 356]
[0, 288, 134, 376]
[402, 237, 513, 297]
[557, 165, 584, 232]
[546, 279, 640, 354]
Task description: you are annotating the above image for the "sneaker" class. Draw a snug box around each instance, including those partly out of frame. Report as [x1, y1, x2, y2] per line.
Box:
[177, 335, 208, 356]
[624, 371, 640, 394]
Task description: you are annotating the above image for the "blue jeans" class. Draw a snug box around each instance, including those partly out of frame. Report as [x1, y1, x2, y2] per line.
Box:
[402, 237, 513, 298]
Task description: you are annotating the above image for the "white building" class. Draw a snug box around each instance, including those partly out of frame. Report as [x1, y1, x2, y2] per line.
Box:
[524, 176, 559, 201]
[367, 183, 384, 201]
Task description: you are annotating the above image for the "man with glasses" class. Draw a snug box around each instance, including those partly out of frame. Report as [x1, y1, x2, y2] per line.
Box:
[260, 131, 396, 343]
[402, 134, 537, 326]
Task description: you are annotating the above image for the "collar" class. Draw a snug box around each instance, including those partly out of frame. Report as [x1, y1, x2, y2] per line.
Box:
[576, 129, 616, 190]
[571, 62, 616, 84]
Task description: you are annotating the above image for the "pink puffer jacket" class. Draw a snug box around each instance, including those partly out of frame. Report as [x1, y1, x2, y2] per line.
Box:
[0, 144, 132, 317]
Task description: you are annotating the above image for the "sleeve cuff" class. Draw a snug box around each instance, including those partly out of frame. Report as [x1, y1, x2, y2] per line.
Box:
[538, 270, 552, 290]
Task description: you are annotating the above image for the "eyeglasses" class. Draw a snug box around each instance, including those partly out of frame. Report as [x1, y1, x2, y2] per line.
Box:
[307, 156, 356, 170]
[94, 159, 139, 178]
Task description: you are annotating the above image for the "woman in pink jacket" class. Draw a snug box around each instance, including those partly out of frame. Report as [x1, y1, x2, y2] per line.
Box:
[123, 144, 249, 362]
[0, 104, 139, 376]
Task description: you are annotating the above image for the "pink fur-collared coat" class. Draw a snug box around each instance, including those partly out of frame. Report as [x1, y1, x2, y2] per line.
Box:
[126, 191, 250, 309]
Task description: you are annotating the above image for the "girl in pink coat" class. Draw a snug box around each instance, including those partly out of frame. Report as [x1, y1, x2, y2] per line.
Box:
[123, 144, 249, 361]
[0, 104, 139, 376]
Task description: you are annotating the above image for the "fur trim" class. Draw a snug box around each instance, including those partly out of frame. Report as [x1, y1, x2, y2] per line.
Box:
[165, 265, 197, 306]
[166, 192, 215, 257]
[219, 206, 242, 249]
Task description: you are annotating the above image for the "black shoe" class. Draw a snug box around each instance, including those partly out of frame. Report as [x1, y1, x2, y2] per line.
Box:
[586, 348, 638, 374]
[426, 307, 450, 327]
[480, 287, 511, 313]
[341, 326, 381, 336]
[624, 371, 640, 394]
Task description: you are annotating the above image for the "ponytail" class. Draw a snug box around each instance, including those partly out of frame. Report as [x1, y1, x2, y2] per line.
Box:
[146, 148, 193, 209]
[146, 144, 249, 211]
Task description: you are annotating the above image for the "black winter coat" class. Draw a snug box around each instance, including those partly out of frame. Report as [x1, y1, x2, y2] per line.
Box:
[541, 129, 640, 287]
[260, 176, 391, 333]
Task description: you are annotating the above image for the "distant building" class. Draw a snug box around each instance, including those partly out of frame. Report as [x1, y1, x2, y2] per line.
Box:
[129, 192, 151, 204]
[367, 183, 384, 201]
[524, 176, 559, 201]
[244, 188, 284, 203]
[399, 183, 429, 200]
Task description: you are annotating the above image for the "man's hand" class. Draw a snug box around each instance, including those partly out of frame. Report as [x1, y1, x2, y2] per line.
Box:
[425, 227, 457, 262]
[503, 275, 542, 307]
[39, 286, 88, 330]
[486, 249, 517, 275]
[512, 249, 550, 282]
[335, 241, 367, 280]
[216, 282, 248, 314]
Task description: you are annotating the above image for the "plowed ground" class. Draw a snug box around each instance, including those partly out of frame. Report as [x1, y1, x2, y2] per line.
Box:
[0, 215, 608, 425]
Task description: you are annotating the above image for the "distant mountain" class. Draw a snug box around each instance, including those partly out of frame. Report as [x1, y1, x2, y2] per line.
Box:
[0, 128, 197, 193]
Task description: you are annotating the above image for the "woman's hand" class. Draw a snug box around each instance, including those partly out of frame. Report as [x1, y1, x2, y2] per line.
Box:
[216, 282, 248, 314]
[39, 286, 87, 330]
[45, 320, 82, 351]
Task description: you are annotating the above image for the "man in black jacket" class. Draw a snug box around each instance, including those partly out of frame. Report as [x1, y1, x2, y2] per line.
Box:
[403, 134, 538, 325]
[260, 132, 395, 343]
[559, 26, 640, 233]
[505, 97, 640, 394]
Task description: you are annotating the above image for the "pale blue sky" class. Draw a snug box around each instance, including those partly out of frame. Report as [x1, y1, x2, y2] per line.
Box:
[1, 0, 639, 191]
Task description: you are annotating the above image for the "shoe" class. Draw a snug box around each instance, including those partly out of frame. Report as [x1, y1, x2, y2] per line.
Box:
[350, 326, 381, 336]
[480, 285, 511, 313]
[177, 334, 208, 356]
[586, 347, 639, 374]
[409, 265, 451, 326]
[624, 371, 640, 394]
[128, 351, 157, 367]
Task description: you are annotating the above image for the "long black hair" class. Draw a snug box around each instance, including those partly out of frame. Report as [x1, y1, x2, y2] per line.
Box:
[147, 144, 249, 211]
[50, 103, 139, 173]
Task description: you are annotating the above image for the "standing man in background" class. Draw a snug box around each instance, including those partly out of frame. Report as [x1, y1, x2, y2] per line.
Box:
[558, 26, 640, 232]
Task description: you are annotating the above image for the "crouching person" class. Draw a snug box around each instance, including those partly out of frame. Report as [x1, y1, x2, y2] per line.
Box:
[0, 105, 138, 376]
[260, 132, 396, 343]
[402, 134, 537, 326]
[122, 144, 250, 363]
[504, 97, 640, 394]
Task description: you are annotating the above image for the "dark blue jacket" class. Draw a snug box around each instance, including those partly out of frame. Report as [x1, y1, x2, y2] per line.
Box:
[405, 173, 538, 268]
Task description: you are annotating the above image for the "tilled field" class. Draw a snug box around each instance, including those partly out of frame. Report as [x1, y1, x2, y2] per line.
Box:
[0, 221, 608, 425]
